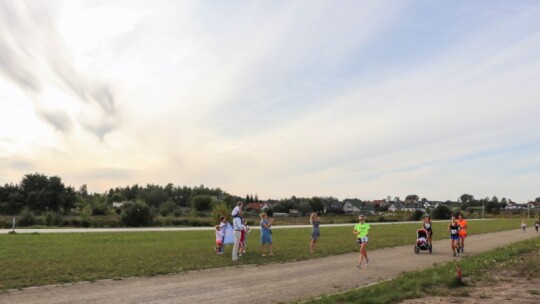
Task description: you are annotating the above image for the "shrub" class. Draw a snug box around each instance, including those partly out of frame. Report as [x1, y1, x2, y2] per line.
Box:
[159, 201, 177, 216]
[409, 209, 424, 221]
[44, 212, 63, 226]
[121, 201, 153, 227]
[18, 208, 36, 226]
[90, 202, 110, 216]
[211, 202, 230, 224]
[431, 205, 452, 220]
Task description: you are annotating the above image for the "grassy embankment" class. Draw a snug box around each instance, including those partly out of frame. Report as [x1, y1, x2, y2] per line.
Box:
[303, 236, 540, 304]
[0, 218, 533, 292]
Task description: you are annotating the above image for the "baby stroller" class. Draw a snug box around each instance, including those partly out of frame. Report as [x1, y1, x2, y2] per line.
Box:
[414, 229, 432, 254]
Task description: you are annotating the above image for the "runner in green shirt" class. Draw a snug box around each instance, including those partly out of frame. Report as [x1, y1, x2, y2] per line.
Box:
[353, 214, 370, 269]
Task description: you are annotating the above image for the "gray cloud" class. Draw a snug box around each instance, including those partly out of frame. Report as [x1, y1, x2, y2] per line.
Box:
[36, 108, 73, 132]
[0, 1, 118, 138]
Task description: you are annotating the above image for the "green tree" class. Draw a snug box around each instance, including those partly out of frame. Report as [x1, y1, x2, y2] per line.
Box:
[191, 195, 213, 212]
[310, 197, 325, 213]
[459, 194, 475, 204]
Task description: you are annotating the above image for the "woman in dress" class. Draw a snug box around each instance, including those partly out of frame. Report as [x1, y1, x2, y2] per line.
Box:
[260, 213, 274, 257]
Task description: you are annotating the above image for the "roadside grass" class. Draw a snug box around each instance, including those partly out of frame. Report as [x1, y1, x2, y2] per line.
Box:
[0, 219, 529, 292]
[302, 237, 540, 304]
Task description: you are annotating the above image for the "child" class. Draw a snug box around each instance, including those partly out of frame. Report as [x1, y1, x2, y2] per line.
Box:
[215, 225, 223, 255]
[239, 219, 250, 254]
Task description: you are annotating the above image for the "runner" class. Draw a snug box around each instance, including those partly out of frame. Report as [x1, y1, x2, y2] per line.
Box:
[353, 214, 370, 268]
[309, 212, 320, 253]
[520, 220, 527, 233]
[456, 214, 467, 253]
[448, 216, 460, 257]
[422, 215, 433, 246]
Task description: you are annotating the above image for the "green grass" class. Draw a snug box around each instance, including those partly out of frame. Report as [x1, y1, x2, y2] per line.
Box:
[302, 237, 540, 304]
[0, 218, 530, 292]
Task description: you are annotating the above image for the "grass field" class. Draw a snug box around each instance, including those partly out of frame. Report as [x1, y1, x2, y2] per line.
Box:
[0, 218, 533, 292]
[302, 236, 540, 304]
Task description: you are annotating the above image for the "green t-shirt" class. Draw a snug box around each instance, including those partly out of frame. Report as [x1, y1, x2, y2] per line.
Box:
[354, 223, 370, 238]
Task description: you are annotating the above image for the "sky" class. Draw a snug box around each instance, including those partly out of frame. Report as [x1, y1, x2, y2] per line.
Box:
[1, 0, 540, 202]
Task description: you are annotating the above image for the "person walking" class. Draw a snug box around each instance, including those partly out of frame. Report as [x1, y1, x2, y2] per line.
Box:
[535, 220, 539, 233]
[260, 212, 273, 257]
[310, 213, 320, 253]
[422, 215, 433, 246]
[448, 216, 460, 257]
[353, 214, 370, 268]
[456, 214, 467, 253]
[521, 219, 527, 233]
[232, 209, 244, 262]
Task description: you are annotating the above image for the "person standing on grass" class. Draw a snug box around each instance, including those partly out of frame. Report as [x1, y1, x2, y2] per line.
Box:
[456, 214, 467, 253]
[239, 219, 250, 255]
[232, 209, 244, 262]
[448, 216, 460, 257]
[422, 215, 433, 246]
[260, 212, 274, 257]
[218, 216, 227, 253]
[310, 212, 320, 253]
[353, 214, 370, 268]
[214, 225, 223, 255]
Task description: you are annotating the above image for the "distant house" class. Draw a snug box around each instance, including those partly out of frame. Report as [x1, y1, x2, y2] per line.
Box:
[388, 204, 397, 212]
[371, 200, 386, 207]
[112, 202, 125, 208]
[245, 202, 272, 213]
[342, 201, 362, 214]
[324, 201, 344, 213]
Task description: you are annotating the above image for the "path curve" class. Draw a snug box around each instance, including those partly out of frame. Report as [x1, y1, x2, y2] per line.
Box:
[1, 229, 538, 304]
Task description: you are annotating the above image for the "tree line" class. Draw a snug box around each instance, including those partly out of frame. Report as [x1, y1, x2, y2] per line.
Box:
[1, 173, 538, 223]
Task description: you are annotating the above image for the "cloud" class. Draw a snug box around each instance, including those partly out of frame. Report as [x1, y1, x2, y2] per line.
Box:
[36, 108, 73, 132]
[0, 1, 119, 138]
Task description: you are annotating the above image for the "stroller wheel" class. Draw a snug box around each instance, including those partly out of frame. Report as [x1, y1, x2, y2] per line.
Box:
[414, 246, 419, 254]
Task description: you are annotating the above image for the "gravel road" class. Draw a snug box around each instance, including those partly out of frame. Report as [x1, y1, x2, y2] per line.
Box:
[1, 229, 537, 304]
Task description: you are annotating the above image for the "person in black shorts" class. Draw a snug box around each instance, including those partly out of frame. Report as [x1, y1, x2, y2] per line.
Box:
[448, 216, 460, 257]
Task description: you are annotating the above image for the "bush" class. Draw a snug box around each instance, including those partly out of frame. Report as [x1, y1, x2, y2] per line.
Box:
[409, 209, 424, 221]
[211, 202, 230, 224]
[18, 208, 36, 226]
[44, 212, 63, 226]
[121, 201, 153, 227]
[431, 205, 452, 220]
[90, 202, 110, 216]
[159, 201, 177, 216]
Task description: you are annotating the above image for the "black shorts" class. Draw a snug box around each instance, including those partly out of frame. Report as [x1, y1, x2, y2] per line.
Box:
[356, 237, 368, 245]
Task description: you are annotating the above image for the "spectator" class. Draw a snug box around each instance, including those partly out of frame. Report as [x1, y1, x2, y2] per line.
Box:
[260, 212, 273, 257]
[310, 212, 320, 253]
[232, 209, 244, 261]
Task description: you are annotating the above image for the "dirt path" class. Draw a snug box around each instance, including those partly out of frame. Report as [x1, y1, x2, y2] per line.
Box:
[1, 230, 538, 304]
